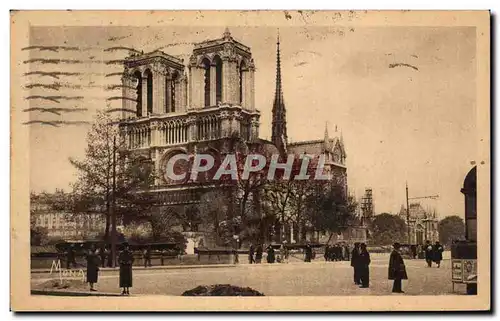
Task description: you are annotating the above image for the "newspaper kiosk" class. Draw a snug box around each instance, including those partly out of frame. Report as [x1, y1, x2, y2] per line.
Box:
[451, 166, 477, 295]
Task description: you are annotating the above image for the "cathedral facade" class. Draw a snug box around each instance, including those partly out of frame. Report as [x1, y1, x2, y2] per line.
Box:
[398, 203, 439, 244]
[118, 29, 353, 244]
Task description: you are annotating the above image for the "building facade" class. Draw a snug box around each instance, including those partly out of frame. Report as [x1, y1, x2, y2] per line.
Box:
[117, 29, 363, 245]
[31, 198, 106, 239]
[398, 203, 439, 244]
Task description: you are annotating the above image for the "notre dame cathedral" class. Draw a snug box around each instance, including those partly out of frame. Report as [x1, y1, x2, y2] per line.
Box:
[118, 28, 353, 245]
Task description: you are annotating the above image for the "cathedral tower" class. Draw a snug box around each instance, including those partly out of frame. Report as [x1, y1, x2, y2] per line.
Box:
[271, 32, 288, 155]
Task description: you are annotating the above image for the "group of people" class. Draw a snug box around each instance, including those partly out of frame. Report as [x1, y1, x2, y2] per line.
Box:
[83, 242, 135, 295]
[350, 243, 371, 288]
[324, 243, 350, 262]
[349, 242, 408, 293]
[248, 243, 292, 264]
[423, 240, 444, 268]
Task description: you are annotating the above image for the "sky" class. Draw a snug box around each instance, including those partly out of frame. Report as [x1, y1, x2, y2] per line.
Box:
[26, 24, 477, 219]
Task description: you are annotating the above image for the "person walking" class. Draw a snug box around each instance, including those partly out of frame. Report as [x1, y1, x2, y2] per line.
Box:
[424, 240, 434, 267]
[304, 243, 312, 262]
[118, 242, 134, 295]
[350, 242, 361, 285]
[388, 242, 408, 293]
[433, 241, 444, 268]
[248, 244, 255, 264]
[143, 245, 152, 268]
[255, 244, 263, 264]
[66, 244, 77, 269]
[266, 245, 275, 264]
[282, 242, 289, 263]
[85, 245, 99, 291]
[324, 245, 330, 262]
[358, 243, 371, 288]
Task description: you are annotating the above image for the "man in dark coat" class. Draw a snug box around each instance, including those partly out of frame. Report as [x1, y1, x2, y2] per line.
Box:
[304, 243, 312, 262]
[266, 245, 275, 263]
[351, 242, 361, 285]
[86, 245, 99, 291]
[255, 244, 263, 264]
[388, 242, 408, 293]
[66, 244, 77, 269]
[424, 240, 434, 267]
[118, 242, 134, 295]
[433, 241, 444, 268]
[358, 243, 371, 288]
[324, 245, 330, 262]
[143, 245, 152, 268]
[248, 244, 255, 264]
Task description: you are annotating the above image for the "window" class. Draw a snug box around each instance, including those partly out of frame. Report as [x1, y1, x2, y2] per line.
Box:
[239, 60, 246, 104]
[213, 56, 223, 104]
[202, 58, 211, 107]
[171, 72, 177, 112]
[134, 71, 142, 117]
[145, 69, 153, 115]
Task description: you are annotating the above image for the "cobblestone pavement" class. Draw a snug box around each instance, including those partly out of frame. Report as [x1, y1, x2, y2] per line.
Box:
[32, 257, 468, 296]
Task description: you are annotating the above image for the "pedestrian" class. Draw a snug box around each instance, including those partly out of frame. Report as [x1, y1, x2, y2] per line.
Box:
[388, 242, 408, 294]
[358, 243, 371, 288]
[118, 242, 134, 295]
[410, 244, 417, 259]
[324, 245, 330, 262]
[143, 245, 152, 268]
[282, 242, 289, 263]
[304, 242, 312, 262]
[85, 245, 99, 291]
[433, 241, 444, 268]
[424, 240, 433, 267]
[335, 244, 342, 261]
[266, 245, 275, 263]
[351, 242, 361, 285]
[66, 244, 77, 269]
[255, 244, 263, 264]
[249, 244, 255, 264]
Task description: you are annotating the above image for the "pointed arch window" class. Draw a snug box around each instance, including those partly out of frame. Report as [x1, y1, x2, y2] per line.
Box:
[144, 69, 153, 115]
[213, 56, 223, 104]
[134, 70, 142, 117]
[171, 71, 178, 112]
[239, 60, 246, 105]
[202, 58, 211, 107]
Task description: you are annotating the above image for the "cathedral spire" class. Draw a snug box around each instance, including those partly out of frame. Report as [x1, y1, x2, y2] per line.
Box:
[324, 121, 329, 149]
[272, 29, 288, 155]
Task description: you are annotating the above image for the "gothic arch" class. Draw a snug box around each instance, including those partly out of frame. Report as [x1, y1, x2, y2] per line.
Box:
[201, 58, 211, 107]
[144, 68, 153, 115]
[238, 60, 247, 105]
[133, 70, 142, 117]
[213, 55, 223, 104]
[170, 70, 179, 112]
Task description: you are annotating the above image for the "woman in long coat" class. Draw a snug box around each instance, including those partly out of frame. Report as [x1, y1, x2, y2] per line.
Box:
[388, 242, 408, 293]
[86, 245, 99, 291]
[118, 242, 135, 295]
[304, 243, 312, 262]
[358, 243, 371, 288]
[433, 241, 444, 268]
[266, 245, 275, 263]
[350, 243, 361, 285]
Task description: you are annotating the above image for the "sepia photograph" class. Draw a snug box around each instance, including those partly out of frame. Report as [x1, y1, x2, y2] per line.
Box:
[10, 10, 490, 311]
